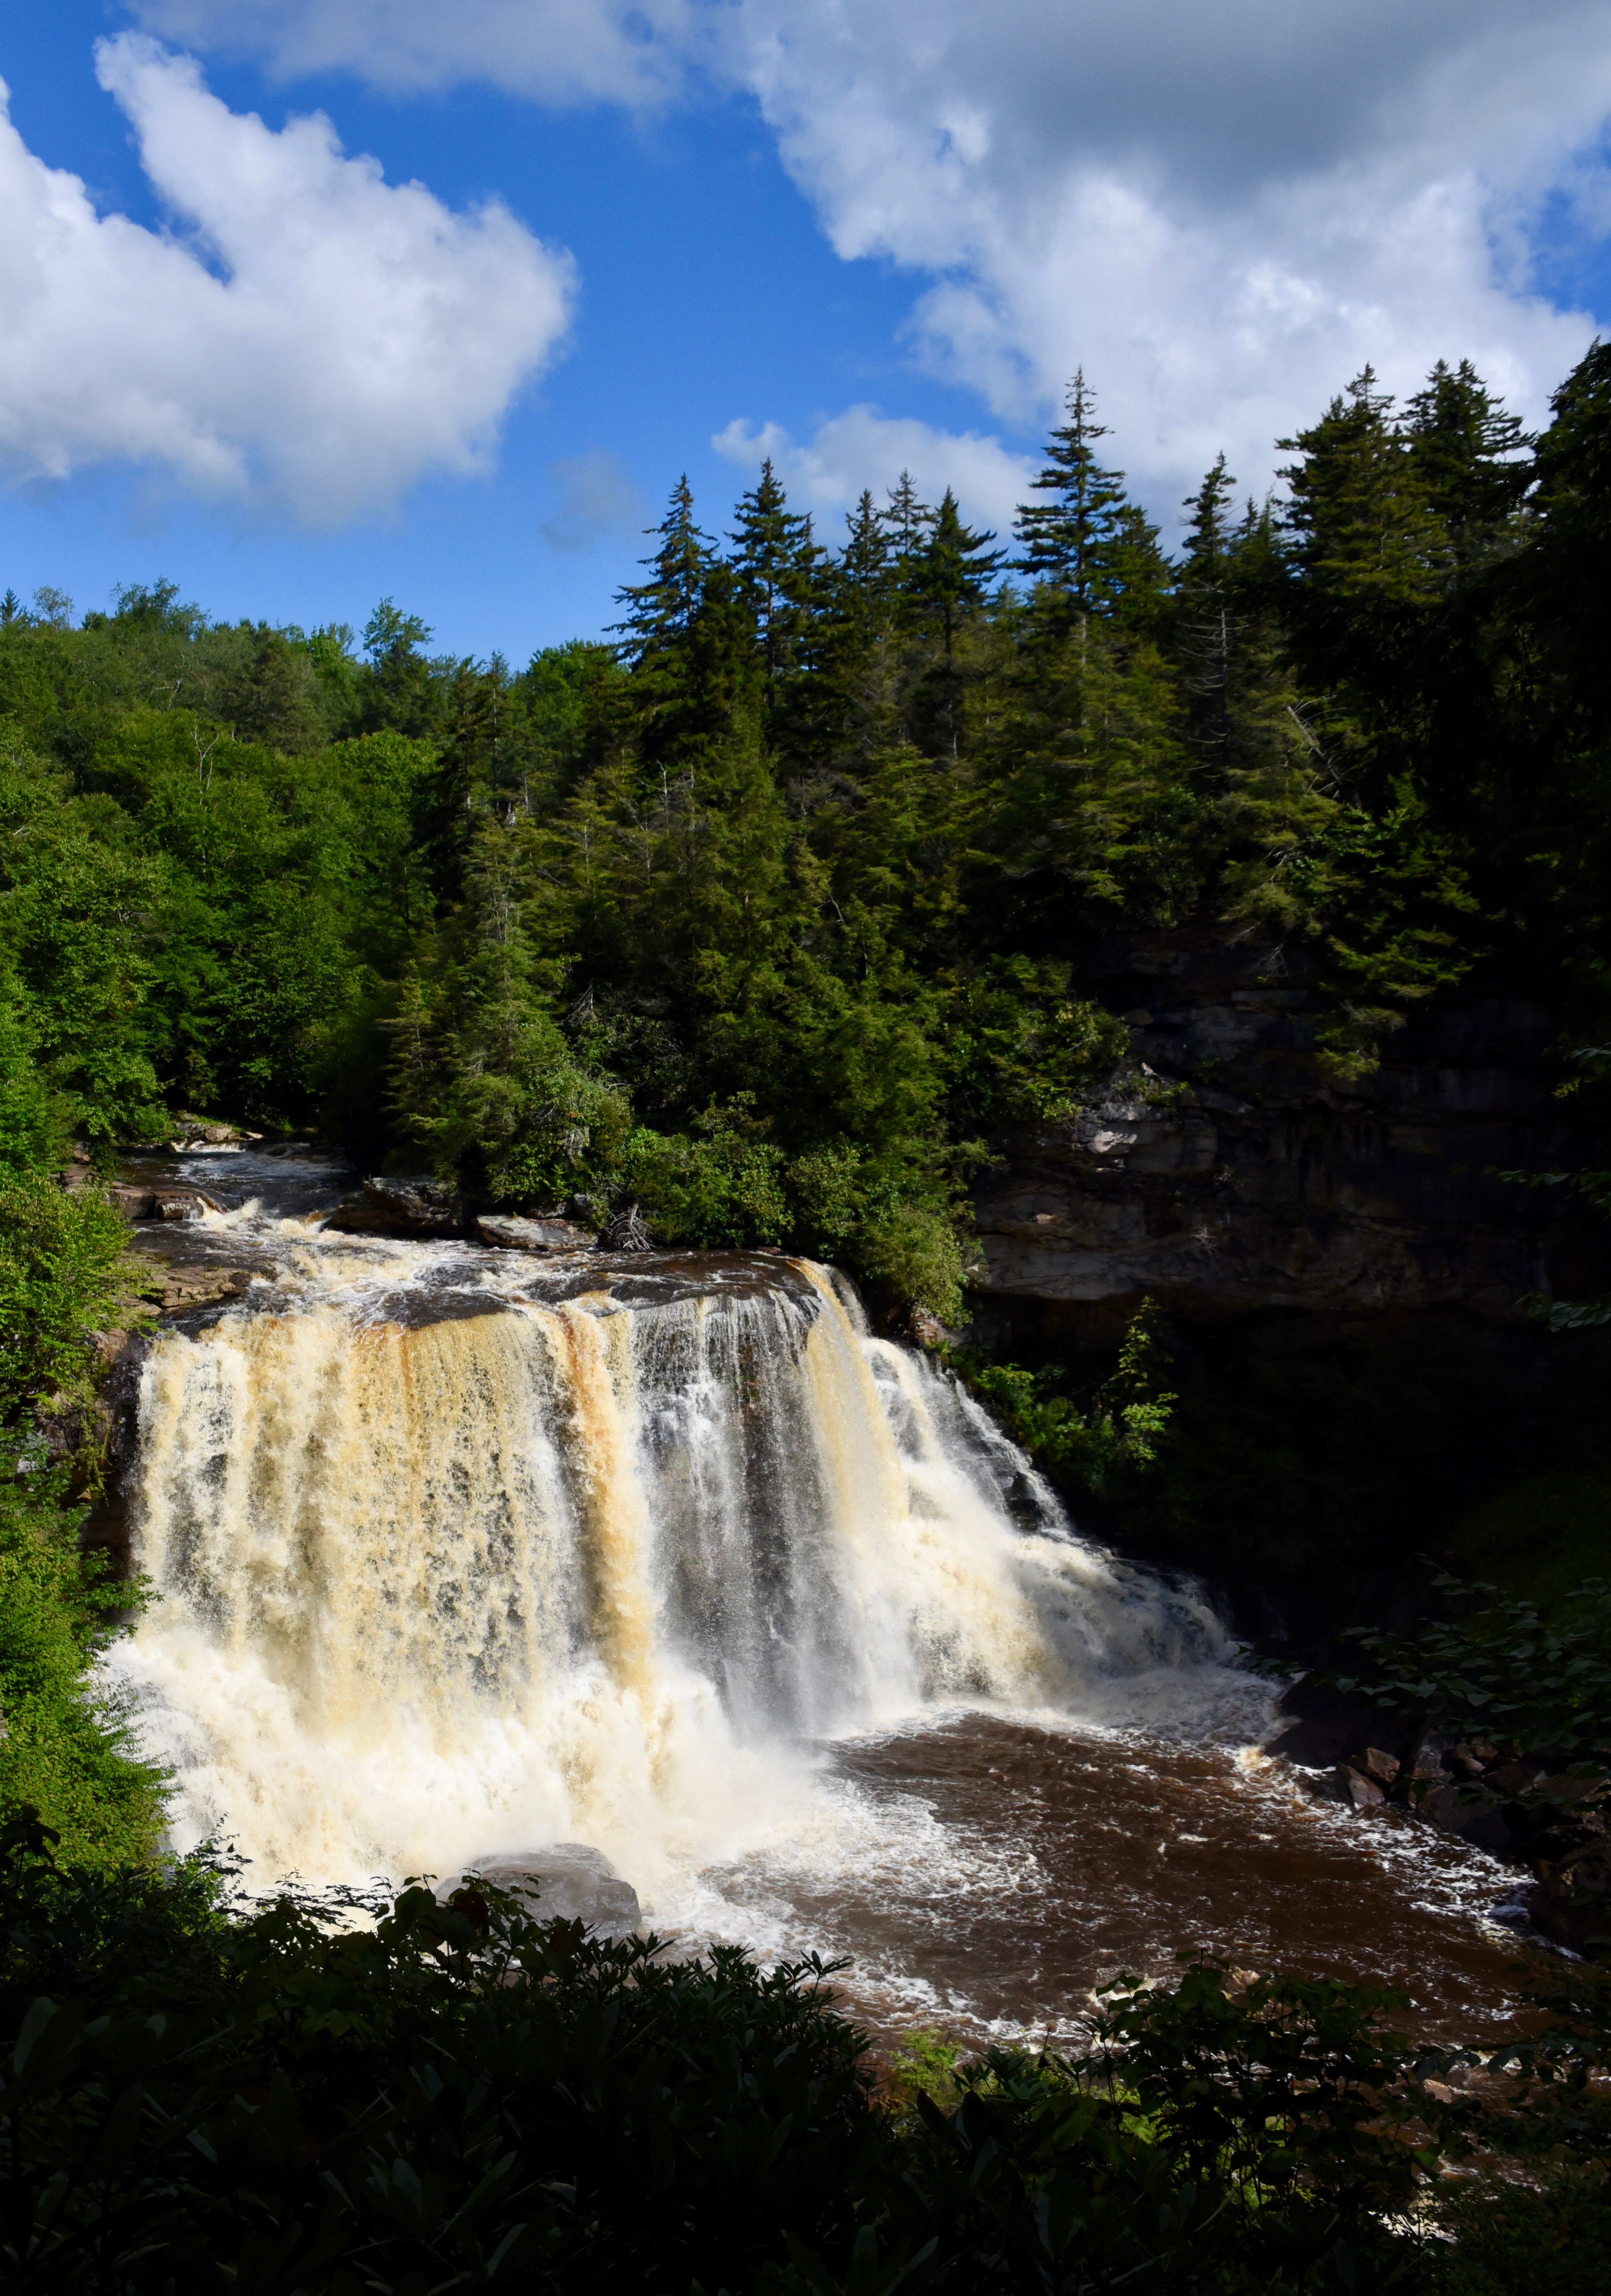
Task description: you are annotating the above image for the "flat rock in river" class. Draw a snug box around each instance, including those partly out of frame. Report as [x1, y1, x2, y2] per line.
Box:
[475, 1213, 597, 1252]
[325, 1176, 464, 1238]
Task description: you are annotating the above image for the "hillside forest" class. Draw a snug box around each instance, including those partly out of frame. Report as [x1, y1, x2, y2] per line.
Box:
[5, 344, 1611, 1846]
[2, 350, 1608, 1299]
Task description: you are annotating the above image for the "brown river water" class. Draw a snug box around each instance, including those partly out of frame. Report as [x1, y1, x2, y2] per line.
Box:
[680, 1715, 1536, 2054]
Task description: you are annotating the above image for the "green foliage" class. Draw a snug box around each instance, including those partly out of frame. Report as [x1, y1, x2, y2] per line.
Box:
[0, 1177, 134, 1420]
[618, 1100, 789, 1249]
[884, 2028, 962, 2110]
[955, 1299, 1177, 1497]
[0, 1831, 1455, 2294]
[0, 969, 68, 1176]
[0, 341, 1601, 1293]
[854, 1204, 973, 1326]
[0, 1180, 164, 1862]
[1335, 1573, 1611, 1767]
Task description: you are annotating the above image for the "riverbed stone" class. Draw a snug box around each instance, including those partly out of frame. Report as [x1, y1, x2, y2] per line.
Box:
[1419, 1782, 1514, 1855]
[444, 1845, 641, 1937]
[1534, 1835, 1611, 1954]
[153, 1188, 221, 1221]
[1335, 1764, 1386, 1809]
[325, 1176, 464, 1238]
[476, 1214, 597, 1253]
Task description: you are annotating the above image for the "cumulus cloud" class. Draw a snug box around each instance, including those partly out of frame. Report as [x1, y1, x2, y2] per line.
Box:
[132, 0, 699, 106]
[713, 408, 1033, 538]
[126, 1, 1611, 516]
[0, 35, 574, 520]
[731, 0, 1611, 510]
[539, 449, 647, 550]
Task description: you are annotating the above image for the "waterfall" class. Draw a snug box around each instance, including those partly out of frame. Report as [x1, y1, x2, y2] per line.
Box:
[109, 1216, 1232, 1896]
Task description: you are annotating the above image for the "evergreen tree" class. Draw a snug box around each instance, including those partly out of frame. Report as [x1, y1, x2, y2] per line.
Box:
[1012, 370, 1129, 613]
[903, 490, 1004, 752]
[879, 471, 933, 560]
[841, 490, 893, 606]
[614, 477, 712, 662]
[1278, 369, 1445, 713]
[1174, 455, 1240, 779]
[1406, 358, 1531, 575]
[729, 459, 820, 701]
[807, 493, 900, 772]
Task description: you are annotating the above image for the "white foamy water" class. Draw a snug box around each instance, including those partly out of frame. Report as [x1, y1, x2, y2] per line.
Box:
[107, 1190, 1240, 1911]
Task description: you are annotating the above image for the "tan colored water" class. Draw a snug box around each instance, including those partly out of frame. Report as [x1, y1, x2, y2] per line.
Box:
[108, 1148, 1538, 2056]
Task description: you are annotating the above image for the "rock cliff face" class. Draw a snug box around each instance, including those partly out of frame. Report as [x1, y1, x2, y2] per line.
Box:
[970, 928, 1605, 1336]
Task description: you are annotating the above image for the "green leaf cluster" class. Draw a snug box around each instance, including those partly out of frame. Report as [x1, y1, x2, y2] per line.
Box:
[952, 1299, 1177, 1498]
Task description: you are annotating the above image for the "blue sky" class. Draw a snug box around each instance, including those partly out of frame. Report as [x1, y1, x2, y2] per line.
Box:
[2, 0, 1610, 663]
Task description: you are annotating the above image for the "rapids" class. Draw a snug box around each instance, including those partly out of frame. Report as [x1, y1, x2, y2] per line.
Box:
[106, 1146, 1533, 2050]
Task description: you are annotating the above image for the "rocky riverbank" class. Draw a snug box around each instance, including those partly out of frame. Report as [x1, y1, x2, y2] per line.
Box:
[1272, 1681, 1610, 1955]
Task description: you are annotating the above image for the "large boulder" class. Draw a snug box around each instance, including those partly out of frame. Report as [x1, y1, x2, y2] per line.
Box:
[442, 1843, 641, 1937]
[325, 1176, 464, 1239]
[153, 1188, 222, 1221]
[476, 1214, 597, 1253]
[1532, 1832, 1611, 1955]
[1416, 1780, 1516, 1856]
[137, 1265, 255, 1314]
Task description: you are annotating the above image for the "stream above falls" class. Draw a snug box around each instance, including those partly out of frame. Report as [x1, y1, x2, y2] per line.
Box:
[104, 1143, 1540, 2054]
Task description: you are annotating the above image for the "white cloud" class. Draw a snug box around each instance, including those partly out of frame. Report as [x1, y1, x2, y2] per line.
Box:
[132, 0, 699, 106]
[730, 0, 1611, 513]
[124, 2, 1611, 518]
[539, 449, 647, 550]
[713, 408, 1033, 539]
[0, 35, 574, 521]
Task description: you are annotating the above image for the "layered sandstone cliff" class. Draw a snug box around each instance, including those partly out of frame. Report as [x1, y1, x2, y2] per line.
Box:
[970, 928, 1604, 1331]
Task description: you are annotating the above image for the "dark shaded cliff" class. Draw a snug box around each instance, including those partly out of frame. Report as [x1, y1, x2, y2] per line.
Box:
[970, 926, 1605, 1339]
[964, 929, 1611, 1642]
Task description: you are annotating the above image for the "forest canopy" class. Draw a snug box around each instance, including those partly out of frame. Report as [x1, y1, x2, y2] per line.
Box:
[2, 350, 1609, 1319]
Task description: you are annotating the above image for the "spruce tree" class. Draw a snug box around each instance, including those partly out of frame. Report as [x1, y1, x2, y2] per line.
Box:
[729, 458, 819, 698]
[614, 477, 712, 661]
[879, 471, 933, 560]
[904, 490, 1004, 751]
[1279, 368, 1444, 622]
[1012, 369, 1129, 613]
[812, 492, 899, 769]
[1406, 358, 1531, 575]
[1174, 455, 1239, 779]
[1278, 368, 1447, 749]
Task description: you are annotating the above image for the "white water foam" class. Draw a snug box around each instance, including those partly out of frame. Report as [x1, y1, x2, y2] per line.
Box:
[107, 1212, 1246, 1910]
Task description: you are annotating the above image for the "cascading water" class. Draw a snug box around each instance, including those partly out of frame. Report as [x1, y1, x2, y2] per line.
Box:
[107, 1150, 1530, 2046]
[112, 1182, 1228, 1894]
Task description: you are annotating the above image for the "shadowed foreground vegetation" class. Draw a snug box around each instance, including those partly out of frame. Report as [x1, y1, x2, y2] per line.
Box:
[5, 1808, 1609, 2295]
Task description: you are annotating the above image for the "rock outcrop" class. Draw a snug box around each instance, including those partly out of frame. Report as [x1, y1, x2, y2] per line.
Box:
[970, 926, 1606, 1332]
[1272, 1678, 1611, 1953]
[325, 1176, 464, 1239]
[440, 1845, 641, 1937]
[475, 1214, 597, 1252]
